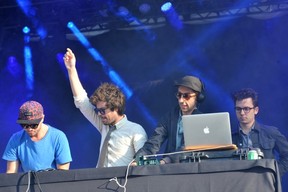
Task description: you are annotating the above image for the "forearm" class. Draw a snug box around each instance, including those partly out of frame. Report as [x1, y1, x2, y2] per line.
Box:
[136, 125, 168, 157]
[6, 161, 19, 174]
[161, 157, 172, 164]
[57, 162, 70, 170]
[67, 67, 85, 97]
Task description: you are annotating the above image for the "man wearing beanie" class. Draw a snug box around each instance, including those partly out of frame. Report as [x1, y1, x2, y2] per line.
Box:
[135, 75, 205, 164]
[2, 101, 72, 173]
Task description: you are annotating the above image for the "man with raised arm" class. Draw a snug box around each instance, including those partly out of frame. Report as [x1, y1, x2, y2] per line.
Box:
[63, 48, 147, 167]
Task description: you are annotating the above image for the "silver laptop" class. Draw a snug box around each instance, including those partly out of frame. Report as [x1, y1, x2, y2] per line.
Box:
[182, 112, 234, 150]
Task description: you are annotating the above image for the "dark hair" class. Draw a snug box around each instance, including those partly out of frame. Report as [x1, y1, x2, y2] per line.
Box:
[89, 83, 126, 115]
[231, 88, 258, 107]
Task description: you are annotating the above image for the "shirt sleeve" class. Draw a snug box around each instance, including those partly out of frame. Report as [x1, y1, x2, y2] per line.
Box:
[73, 88, 103, 132]
[2, 133, 20, 161]
[273, 127, 288, 177]
[135, 123, 168, 157]
[55, 131, 72, 165]
[133, 125, 148, 152]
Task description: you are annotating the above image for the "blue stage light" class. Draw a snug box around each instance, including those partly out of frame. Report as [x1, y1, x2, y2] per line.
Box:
[17, 0, 47, 39]
[108, 70, 133, 99]
[24, 46, 34, 92]
[66, 21, 156, 127]
[67, 22, 74, 29]
[37, 26, 47, 39]
[118, 6, 129, 16]
[161, 2, 183, 30]
[7, 56, 21, 77]
[67, 21, 91, 48]
[22, 26, 30, 34]
[139, 3, 151, 14]
[161, 2, 172, 12]
[67, 22, 132, 98]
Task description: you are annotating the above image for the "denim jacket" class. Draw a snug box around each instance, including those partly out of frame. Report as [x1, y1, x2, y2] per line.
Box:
[232, 121, 288, 177]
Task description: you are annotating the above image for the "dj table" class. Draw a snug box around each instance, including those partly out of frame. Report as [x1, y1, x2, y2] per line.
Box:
[0, 159, 282, 192]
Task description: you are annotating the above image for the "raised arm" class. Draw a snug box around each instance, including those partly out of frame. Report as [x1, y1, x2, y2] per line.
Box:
[63, 48, 85, 97]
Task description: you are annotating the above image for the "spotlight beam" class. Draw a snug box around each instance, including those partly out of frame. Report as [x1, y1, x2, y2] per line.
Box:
[17, 0, 47, 39]
[22, 26, 34, 98]
[67, 21, 132, 98]
[66, 21, 156, 126]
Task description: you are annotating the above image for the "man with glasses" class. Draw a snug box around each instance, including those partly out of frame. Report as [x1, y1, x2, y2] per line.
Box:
[63, 48, 147, 168]
[231, 88, 288, 177]
[2, 101, 72, 173]
[134, 75, 205, 164]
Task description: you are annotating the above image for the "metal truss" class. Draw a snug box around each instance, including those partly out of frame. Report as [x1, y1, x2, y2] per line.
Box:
[1, 0, 288, 35]
[75, 0, 288, 34]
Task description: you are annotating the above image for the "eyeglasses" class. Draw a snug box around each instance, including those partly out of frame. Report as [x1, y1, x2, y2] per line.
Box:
[94, 107, 108, 115]
[235, 107, 255, 113]
[176, 92, 196, 100]
[21, 124, 39, 129]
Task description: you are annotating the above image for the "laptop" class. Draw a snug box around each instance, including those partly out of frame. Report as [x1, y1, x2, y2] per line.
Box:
[182, 112, 236, 151]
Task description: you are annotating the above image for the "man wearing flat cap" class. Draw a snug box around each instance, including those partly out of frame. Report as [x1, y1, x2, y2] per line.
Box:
[2, 100, 72, 173]
[135, 75, 205, 164]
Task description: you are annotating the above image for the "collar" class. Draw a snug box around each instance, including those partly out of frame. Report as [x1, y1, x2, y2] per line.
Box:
[113, 115, 128, 130]
[239, 123, 256, 135]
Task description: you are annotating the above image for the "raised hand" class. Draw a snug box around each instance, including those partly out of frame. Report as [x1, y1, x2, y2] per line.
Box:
[63, 48, 76, 70]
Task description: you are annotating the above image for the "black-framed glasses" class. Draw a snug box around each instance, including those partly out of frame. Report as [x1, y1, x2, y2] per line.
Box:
[235, 107, 255, 113]
[21, 124, 39, 129]
[175, 92, 196, 100]
[94, 107, 108, 115]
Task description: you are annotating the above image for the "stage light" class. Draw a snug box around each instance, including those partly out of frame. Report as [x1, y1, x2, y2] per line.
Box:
[67, 22, 74, 29]
[37, 26, 47, 39]
[24, 46, 34, 93]
[22, 26, 30, 34]
[118, 6, 129, 16]
[108, 70, 132, 99]
[139, 3, 151, 14]
[67, 21, 132, 98]
[17, 0, 47, 40]
[160, 2, 183, 30]
[21, 24, 34, 95]
[67, 21, 90, 48]
[161, 2, 172, 12]
[7, 56, 21, 77]
[23, 26, 31, 43]
[66, 20, 156, 128]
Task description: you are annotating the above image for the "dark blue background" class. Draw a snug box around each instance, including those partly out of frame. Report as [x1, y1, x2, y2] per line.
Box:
[1, 14, 288, 190]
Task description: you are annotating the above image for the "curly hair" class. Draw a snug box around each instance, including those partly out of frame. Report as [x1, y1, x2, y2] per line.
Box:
[231, 88, 258, 107]
[89, 83, 126, 115]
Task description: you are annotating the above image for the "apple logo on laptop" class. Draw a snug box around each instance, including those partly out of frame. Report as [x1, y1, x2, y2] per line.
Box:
[203, 126, 210, 134]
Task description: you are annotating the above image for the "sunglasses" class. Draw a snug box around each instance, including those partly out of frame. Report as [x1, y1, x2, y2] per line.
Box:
[175, 92, 196, 100]
[94, 107, 108, 115]
[21, 124, 39, 129]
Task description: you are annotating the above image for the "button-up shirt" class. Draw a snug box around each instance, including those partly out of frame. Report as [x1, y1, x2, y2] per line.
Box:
[74, 89, 147, 167]
[239, 124, 255, 148]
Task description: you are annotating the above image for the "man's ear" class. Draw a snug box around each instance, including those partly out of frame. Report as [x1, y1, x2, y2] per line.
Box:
[254, 106, 259, 115]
